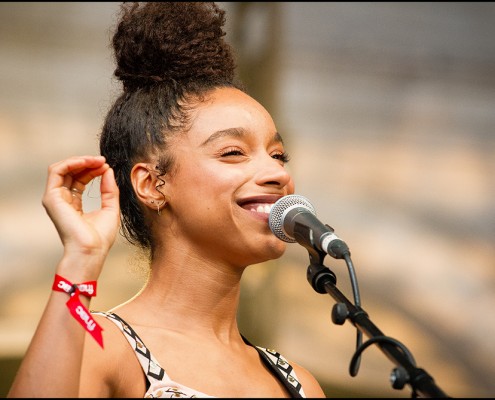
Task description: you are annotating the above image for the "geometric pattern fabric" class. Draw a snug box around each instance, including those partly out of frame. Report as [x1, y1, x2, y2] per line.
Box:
[91, 311, 306, 398]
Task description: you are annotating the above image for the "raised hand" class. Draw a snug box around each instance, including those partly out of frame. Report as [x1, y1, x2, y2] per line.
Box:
[42, 155, 120, 279]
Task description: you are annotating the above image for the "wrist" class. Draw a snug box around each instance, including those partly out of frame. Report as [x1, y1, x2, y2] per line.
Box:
[52, 273, 104, 348]
[56, 252, 106, 283]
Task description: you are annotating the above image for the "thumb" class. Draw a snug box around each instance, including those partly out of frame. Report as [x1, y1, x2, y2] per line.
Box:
[100, 167, 120, 214]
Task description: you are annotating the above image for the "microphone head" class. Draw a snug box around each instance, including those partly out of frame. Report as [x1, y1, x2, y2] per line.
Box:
[269, 194, 316, 243]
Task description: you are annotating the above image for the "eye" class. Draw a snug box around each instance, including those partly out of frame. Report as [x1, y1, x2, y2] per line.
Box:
[220, 147, 245, 157]
[272, 151, 291, 163]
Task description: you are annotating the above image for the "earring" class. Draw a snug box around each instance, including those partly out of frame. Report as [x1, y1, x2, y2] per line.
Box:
[157, 202, 161, 216]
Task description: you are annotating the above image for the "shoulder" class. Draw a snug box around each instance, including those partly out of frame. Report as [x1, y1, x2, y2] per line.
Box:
[255, 345, 327, 398]
[79, 311, 147, 397]
[290, 360, 327, 398]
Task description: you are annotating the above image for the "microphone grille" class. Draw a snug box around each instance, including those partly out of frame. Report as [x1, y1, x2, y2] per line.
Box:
[269, 194, 316, 243]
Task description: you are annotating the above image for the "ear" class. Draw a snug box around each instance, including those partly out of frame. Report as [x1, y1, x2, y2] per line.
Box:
[131, 162, 165, 212]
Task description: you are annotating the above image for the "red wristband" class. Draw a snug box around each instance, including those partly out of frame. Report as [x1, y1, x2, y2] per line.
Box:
[52, 274, 104, 348]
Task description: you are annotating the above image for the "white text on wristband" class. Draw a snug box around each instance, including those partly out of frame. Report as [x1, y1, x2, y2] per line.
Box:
[52, 274, 104, 348]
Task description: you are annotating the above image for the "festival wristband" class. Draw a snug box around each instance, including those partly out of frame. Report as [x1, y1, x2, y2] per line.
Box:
[52, 274, 104, 348]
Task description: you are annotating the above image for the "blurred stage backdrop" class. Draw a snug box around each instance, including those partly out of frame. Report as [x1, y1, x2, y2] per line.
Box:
[1, 2, 494, 397]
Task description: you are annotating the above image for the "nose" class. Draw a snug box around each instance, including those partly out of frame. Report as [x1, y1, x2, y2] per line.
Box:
[254, 153, 293, 190]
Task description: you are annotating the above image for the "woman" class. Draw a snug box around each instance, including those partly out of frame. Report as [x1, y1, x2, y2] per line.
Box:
[8, 2, 326, 398]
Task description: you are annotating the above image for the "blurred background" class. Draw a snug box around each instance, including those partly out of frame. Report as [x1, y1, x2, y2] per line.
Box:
[1, 2, 494, 397]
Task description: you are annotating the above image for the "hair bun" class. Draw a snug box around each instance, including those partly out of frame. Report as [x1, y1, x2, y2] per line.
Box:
[112, 2, 236, 90]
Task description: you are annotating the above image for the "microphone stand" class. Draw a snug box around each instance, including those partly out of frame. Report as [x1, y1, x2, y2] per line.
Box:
[304, 246, 450, 398]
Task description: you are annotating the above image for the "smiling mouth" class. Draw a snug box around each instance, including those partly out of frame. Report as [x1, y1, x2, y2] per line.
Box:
[243, 203, 273, 214]
[238, 195, 283, 218]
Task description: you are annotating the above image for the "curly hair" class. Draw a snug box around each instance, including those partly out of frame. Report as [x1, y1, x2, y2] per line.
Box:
[99, 2, 244, 252]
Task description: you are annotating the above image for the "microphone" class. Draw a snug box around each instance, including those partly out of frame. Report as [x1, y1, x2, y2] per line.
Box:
[269, 194, 350, 259]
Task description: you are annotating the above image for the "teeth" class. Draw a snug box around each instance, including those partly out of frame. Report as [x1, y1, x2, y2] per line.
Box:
[250, 204, 273, 214]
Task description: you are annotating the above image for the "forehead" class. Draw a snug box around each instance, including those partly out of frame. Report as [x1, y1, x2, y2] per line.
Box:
[185, 87, 277, 144]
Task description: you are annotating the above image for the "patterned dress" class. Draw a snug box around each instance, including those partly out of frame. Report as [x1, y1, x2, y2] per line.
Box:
[92, 311, 306, 398]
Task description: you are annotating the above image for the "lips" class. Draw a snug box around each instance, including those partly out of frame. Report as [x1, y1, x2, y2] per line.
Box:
[237, 195, 284, 219]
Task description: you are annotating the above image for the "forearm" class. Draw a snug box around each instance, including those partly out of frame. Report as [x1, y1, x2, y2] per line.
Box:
[8, 156, 119, 397]
[8, 258, 102, 398]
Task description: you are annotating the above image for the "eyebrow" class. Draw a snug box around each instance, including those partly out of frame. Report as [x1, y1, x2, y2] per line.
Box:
[200, 127, 284, 146]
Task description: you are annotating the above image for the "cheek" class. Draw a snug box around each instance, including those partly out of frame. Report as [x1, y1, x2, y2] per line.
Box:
[170, 161, 244, 200]
[287, 176, 296, 194]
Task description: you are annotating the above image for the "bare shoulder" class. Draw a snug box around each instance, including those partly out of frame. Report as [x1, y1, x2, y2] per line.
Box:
[291, 360, 327, 398]
[79, 312, 146, 397]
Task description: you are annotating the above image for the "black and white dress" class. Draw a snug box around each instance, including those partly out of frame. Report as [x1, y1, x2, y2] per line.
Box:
[92, 311, 306, 398]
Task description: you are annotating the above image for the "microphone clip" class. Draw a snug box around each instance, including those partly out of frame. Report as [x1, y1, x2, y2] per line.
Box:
[306, 246, 337, 294]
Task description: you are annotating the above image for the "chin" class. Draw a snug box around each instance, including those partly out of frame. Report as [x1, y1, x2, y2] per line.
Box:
[263, 239, 287, 261]
[235, 233, 288, 266]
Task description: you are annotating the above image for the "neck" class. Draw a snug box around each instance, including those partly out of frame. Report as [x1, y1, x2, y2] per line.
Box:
[126, 248, 246, 343]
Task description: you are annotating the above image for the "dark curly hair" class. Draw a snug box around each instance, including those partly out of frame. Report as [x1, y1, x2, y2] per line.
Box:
[99, 2, 244, 253]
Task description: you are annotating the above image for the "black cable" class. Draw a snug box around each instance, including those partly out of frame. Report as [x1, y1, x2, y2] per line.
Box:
[343, 253, 364, 375]
[349, 335, 417, 377]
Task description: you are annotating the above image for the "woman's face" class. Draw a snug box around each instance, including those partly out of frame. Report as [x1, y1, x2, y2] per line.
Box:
[163, 87, 295, 267]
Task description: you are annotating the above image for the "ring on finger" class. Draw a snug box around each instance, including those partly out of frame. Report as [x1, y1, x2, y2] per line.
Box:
[71, 187, 83, 195]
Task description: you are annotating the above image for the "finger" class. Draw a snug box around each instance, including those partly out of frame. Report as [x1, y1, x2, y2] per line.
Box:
[46, 156, 106, 192]
[54, 182, 84, 212]
[99, 167, 120, 212]
[69, 187, 84, 208]
[59, 185, 84, 198]
[65, 159, 109, 189]
[67, 163, 111, 194]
